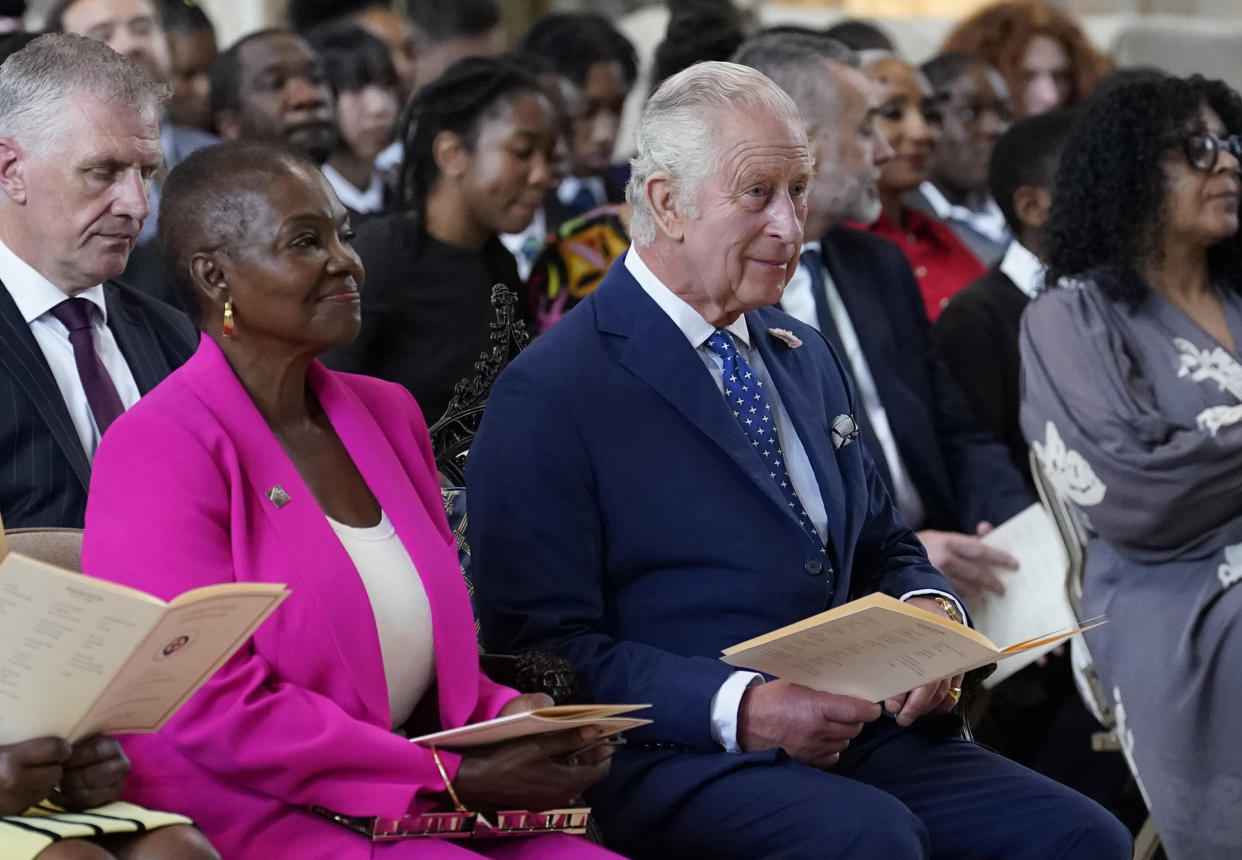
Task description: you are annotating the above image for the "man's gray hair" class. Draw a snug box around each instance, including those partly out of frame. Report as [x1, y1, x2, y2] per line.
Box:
[0, 34, 169, 154]
[626, 60, 807, 247]
[731, 31, 856, 122]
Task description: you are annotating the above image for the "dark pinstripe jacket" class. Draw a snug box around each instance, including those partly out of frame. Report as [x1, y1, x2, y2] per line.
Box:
[0, 279, 197, 529]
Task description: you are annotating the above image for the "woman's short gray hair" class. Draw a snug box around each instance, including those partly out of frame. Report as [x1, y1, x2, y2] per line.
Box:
[0, 34, 169, 155]
[626, 60, 806, 246]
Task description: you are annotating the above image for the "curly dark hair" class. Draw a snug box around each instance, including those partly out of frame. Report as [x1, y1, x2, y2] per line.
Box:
[1046, 74, 1242, 303]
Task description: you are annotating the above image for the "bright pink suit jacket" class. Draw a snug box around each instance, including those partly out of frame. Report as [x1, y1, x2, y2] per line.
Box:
[80, 336, 519, 858]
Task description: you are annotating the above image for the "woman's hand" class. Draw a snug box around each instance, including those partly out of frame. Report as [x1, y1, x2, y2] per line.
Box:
[497, 692, 555, 717]
[54, 735, 130, 811]
[452, 726, 614, 813]
[0, 737, 71, 816]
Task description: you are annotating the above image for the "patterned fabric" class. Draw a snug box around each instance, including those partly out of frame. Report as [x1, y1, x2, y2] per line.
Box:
[704, 330, 822, 549]
[525, 205, 630, 333]
[1, 801, 191, 859]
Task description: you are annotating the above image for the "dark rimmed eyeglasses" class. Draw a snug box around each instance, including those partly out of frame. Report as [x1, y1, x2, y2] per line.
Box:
[1182, 131, 1242, 173]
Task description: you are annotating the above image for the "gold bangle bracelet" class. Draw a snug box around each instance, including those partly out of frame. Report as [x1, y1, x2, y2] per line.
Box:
[430, 745, 467, 813]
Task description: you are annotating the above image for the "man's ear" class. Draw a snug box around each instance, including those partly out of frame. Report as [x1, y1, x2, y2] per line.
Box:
[1013, 185, 1052, 233]
[0, 137, 28, 204]
[432, 130, 469, 181]
[646, 171, 687, 242]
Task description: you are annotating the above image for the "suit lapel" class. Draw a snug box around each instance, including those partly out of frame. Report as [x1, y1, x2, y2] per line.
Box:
[749, 313, 847, 558]
[0, 281, 91, 490]
[596, 265, 800, 525]
[310, 363, 479, 730]
[104, 282, 167, 394]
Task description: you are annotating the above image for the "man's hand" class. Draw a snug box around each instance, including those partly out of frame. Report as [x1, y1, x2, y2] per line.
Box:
[737, 680, 882, 769]
[884, 596, 965, 726]
[54, 734, 129, 811]
[0, 737, 71, 816]
[917, 524, 1017, 601]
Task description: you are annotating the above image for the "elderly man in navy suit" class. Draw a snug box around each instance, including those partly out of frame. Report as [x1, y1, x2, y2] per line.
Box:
[0, 34, 196, 529]
[468, 61, 1129, 859]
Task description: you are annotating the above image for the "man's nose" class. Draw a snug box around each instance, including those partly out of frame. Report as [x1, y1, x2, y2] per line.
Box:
[769, 190, 802, 243]
[286, 76, 328, 110]
[113, 169, 150, 221]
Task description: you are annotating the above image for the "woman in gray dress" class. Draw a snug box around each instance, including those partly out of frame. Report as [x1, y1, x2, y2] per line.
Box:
[1020, 74, 1242, 860]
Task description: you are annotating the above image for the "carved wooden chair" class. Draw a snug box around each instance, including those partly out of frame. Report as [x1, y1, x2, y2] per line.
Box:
[430, 284, 581, 705]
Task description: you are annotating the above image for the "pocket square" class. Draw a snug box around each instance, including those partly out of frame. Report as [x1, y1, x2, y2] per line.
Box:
[830, 414, 859, 450]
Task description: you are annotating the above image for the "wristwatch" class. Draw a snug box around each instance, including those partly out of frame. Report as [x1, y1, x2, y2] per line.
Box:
[930, 596, 964, 625]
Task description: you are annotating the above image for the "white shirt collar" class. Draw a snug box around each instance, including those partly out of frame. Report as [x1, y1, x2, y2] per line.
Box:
[321, 163, 386, 214]
[918, 181, 1010, 244]
[0, 235, 106, 325]
[998, 240, 1046, 300]
[624, 246, 749, 348]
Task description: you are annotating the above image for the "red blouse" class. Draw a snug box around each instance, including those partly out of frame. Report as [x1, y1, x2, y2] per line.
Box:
[851, 207, 986, 322]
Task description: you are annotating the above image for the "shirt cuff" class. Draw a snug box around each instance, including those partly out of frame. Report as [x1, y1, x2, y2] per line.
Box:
[899, 589, 969, 627]
[710, 670, 765, 753]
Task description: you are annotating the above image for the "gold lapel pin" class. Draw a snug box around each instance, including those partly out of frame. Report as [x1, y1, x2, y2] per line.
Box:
[266, 485, 292, 508]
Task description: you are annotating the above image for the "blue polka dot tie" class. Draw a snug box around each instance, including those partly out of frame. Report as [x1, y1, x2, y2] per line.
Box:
[705, 330, 823, 549]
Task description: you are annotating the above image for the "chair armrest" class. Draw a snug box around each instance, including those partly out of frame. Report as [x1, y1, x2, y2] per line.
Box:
[479, 651, 580, 704]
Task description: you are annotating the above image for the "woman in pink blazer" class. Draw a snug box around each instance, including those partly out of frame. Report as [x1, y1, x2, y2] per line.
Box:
[80, 141, 622, 859]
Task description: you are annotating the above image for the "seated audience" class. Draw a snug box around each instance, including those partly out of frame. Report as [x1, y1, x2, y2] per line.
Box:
[519, 13, 637, 216]
[79, 139, 622, 860]
[468, 59, 1131, 860]
[159, 0, 216, 133]
[942, 0, 1106, 117]
[209, 28, 336, 165]
[933, 109, 1074, 477]
[325, 56, 559, 425]
[908, 52, 1013, 267]
[857, 51, 986, 321]
[407, 0, 502, 95]
[738, 31, 1028, 603]
[307, 23, 400, 217]
[1020, 74, 1242, 860]
[0, 34, 195, 530]
[0, 735, 217, 859]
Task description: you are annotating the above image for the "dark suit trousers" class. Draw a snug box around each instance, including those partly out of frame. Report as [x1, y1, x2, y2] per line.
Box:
[594, 716, 1131, 860]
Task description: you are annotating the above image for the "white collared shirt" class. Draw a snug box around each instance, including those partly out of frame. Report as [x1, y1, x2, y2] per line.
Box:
[998, 240, 1046, 300]
[0, 236, 141, 457]
[321, 163, 386, 215]
[918, 181, 1011, 247]
[500, 206, 549, 281]
[783, 243, 926, 529]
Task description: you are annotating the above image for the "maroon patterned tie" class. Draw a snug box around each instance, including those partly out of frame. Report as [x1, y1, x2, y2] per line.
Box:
[49, 298, 125, 435]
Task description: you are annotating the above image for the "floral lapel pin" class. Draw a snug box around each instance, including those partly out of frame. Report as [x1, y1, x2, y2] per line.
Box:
[768, 328, 803, 349]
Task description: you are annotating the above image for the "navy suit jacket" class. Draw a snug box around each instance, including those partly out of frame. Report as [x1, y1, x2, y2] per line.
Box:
[0, 279, 197, 529]
[815, 226, 1032, 531]
[468, 258, 957, 826]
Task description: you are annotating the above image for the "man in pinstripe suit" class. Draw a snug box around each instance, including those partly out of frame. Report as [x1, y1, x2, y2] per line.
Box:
[0, 34, 195, 529]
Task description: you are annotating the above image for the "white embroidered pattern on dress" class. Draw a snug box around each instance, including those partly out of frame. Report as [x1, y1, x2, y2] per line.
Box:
[1033, 421, 1107, 507]
[1218, 543, 1242, 590]
[1174, 338, 1242, 436]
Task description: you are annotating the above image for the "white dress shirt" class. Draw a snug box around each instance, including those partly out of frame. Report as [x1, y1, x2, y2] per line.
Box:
[321, 163, 386, 215]
[327, 510, 436, 729]
[917, 181, 1011, 247]
[783, 243, 926, 529]
[998, 240, 1046, 300]
[0, 236, 141, 457]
